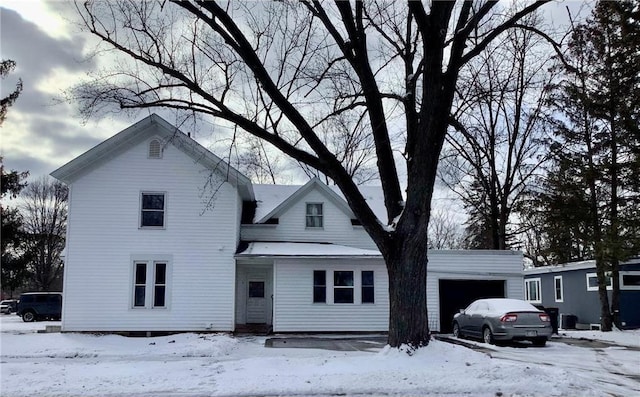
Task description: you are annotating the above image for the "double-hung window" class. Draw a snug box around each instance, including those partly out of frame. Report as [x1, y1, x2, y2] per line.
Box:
[306, 203, 323, 228]
[554, 276, 563, 302]
[141, 193, 165, 228]
[132, 260, 169, 309]
[524, 278, 541, 303]
[333, 271, 354, 303]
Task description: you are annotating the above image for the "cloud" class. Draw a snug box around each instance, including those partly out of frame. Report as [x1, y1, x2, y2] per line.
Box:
[0, 7, 108, 180]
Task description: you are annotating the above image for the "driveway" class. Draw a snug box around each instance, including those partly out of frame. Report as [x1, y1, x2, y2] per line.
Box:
[437, 334, 640, 396]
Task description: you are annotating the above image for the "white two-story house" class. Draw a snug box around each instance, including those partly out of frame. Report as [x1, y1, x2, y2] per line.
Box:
[52, 114, 525, 334]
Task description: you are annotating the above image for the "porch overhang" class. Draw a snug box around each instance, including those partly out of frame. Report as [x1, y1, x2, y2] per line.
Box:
[235, 242, 382, 260]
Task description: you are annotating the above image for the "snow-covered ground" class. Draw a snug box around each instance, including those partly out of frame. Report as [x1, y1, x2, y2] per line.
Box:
[1, 315, 639, 397]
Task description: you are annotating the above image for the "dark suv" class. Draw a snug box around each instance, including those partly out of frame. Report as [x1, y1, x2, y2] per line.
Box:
[16, 292, 62, 322]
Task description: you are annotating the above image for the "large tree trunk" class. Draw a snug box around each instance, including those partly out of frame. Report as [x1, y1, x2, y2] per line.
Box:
[386, 238, 430, 348]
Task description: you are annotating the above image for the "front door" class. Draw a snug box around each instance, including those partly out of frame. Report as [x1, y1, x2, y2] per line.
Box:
[246, 274, 267, 324]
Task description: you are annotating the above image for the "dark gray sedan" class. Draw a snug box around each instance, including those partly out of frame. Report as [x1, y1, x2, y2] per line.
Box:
[452, 298, 553, 346]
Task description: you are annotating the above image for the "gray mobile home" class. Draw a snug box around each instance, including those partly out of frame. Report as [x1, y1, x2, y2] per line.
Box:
[523, 259, 640, 329]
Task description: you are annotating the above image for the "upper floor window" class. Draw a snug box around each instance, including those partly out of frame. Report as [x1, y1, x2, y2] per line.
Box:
[141, 193, 165, 228]
[148, 139, 163, 159]
[306, 203, 323, 228]
[524, 278, 541, 303]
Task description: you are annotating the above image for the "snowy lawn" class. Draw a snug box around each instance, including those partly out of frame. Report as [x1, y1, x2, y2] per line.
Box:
[1, 315, 639, 397]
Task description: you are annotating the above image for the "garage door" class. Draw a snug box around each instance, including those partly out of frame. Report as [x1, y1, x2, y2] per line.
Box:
[438, 279, 505, 333]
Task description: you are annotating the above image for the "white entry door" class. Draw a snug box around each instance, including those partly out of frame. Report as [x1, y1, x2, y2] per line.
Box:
[246, 273, 267, 323]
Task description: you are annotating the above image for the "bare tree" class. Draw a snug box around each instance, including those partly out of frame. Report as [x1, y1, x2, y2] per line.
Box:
[427, 208, 464, 250]
[443, 12, 555, 250]
[72, 0, 550, 348]
[21, 177, 68, 291]
[300, 112, 378, 185]
[235, 135, 288, 184]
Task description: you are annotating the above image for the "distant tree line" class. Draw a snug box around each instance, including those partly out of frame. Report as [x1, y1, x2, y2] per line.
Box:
[1, 59, 67, 298]
[1, 162, 67, 298]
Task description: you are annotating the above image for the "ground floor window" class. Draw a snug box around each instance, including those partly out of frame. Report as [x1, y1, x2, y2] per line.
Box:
[334, 271, 354, 303]
[132, 259, 170, 309]
[554, 276, 563, 302]
[620, 271, 640, 290]
[313, 270, 326, 303]
[524, 278, 541, 303]
[586, 272, 612, 291]
[313, 269, 375, 304]
[362, 271, 374, 303]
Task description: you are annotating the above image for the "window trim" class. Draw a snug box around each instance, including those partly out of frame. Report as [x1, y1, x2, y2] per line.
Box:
[524, 278, 542, 304]
[554, 275, 564, 303]
[620, 271, 640, 290]
[130, 256, 171, 310]
[140, 192, 166, 229]
[586, 272, 613, 291]
[305, 202, 324, 229]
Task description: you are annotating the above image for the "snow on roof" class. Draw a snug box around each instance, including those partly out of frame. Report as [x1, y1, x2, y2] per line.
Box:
[251, 182, 387, 223]
[236, 242, 382, 258]
[524, 257, 640, 275]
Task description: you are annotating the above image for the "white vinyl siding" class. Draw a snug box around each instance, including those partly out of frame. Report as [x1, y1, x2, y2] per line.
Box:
[61, 137, 241, 332]
[273, 259, 389, 332]
[274, 250, 523, 333]
[241, 188, 377, 250]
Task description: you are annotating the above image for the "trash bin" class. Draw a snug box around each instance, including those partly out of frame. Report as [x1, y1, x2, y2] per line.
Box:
[561, 314, 577, 330]
[544, 307, 559, 334]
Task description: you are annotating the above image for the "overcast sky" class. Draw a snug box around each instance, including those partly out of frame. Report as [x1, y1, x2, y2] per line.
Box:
[0, 0, 590, 184]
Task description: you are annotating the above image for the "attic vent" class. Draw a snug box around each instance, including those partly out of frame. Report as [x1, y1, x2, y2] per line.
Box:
[148, 139, 162, 159]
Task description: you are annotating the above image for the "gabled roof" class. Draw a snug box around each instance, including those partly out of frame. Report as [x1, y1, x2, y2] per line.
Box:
[251, 179, 387, 224]
[50, 114, 254, 200]
[254, 178, 353, 223]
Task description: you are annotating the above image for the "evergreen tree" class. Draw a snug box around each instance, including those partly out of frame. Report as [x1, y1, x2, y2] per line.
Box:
[541, 0, 640, 330]
[1, 158, 30, 297]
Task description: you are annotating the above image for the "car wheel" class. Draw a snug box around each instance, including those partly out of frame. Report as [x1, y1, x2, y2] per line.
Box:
[22, 311, 36, 322]
[532, 337, 547, 347]
[452, 322, 461, 338]
[482, 327, 494, 345]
